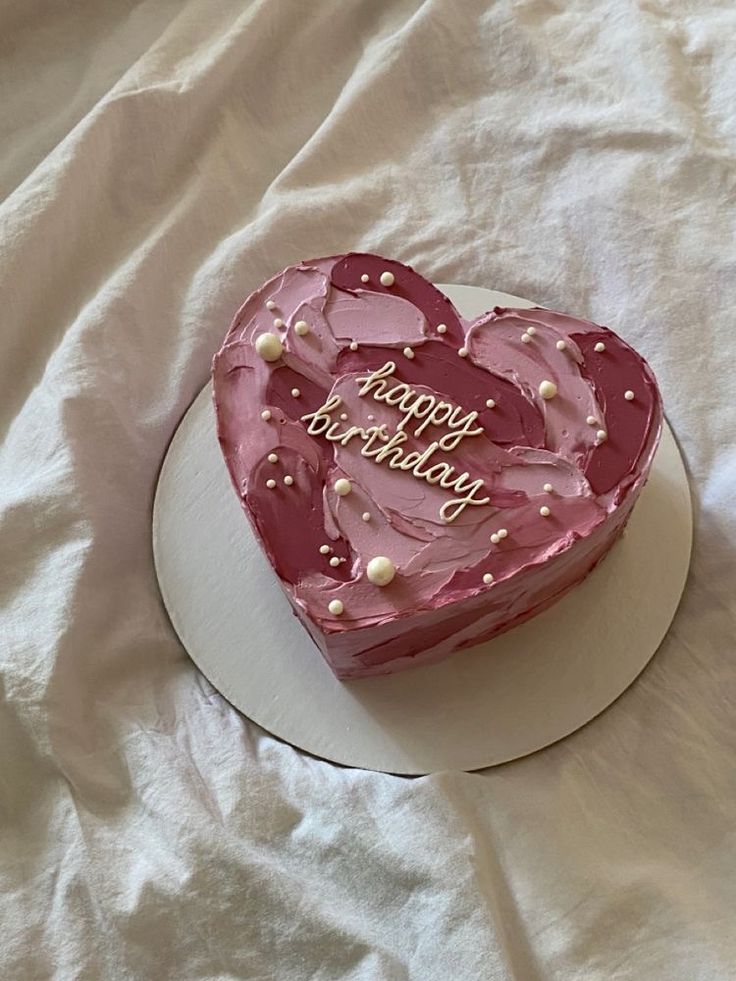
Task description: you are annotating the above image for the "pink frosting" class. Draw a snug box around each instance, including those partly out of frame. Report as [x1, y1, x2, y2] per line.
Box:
[212, 254, 663, 679]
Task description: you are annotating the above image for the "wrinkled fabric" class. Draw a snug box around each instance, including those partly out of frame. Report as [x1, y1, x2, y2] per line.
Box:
[1, 1, 735, 979]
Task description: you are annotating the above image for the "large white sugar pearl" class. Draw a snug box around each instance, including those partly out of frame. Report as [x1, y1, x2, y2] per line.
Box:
[255, 332, 283, 362]
[539, 380, 557, 400]
[334, 478, 352, 497]
[328, 599, 344, 616]
[366, 556, 396, 586]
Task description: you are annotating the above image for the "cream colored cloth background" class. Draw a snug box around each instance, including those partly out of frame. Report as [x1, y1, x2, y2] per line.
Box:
[2, 1, 735, 979]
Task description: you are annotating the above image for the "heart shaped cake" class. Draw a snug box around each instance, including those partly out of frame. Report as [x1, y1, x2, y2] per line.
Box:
[212, 254, 662, 679]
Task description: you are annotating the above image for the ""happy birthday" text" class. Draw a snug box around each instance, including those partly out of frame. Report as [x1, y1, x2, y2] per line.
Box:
[301, 361, 490, 523]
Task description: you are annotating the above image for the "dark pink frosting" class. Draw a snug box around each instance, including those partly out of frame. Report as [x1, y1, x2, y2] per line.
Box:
[212, 254, 662, 678]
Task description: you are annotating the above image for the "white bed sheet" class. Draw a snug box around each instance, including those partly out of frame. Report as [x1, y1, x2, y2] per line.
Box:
[2, 1, 735, 978]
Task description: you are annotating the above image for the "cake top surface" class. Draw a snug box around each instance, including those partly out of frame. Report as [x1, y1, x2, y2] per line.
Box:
[212, 253, 662, 632]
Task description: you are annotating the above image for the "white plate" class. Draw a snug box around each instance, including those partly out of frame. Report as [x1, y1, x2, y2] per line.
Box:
[153, 284, 692, 774]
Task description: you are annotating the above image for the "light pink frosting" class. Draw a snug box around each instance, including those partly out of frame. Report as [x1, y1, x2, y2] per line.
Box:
[213, 254, 662, 678]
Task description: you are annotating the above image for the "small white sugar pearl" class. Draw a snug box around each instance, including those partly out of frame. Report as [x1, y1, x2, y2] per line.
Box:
[483, 573, 494, 585]
[267, 453, 278, 464]
[291, 388, 300, 398]
[349, 341, 358, 351]
[485, 399, 495, 409]
[497, 528, 508, 539]
[266, 300, 277, 311]
[596, 429, 608, 443]
[334, 478, 352, 496]
[458, 347, 468, 358]
[543, 483, 553, 493]
[540, 505, 551, 517]
[319, 545, 331, 555]
[521, 333, 532, 344]
[266, 479, 276, 489]
[586, 416, 597, 426]
[403, 347, 415, 359]
[594, 341, 606, 353]
[362, 512, 371, 522]
[284, 475, 294, 486]
[273, 318, 284, 329]
[339, 413, 348, 421]
[624, 390, 635, 401]
[329, 556, 341, 568]
[526, 326, 536, 336]
[380, 271, 395, 287]
[294, 321, 309, 336]
[556, 340, 567, 351]
[490, 533, 500, 544]
[360, 273, 369, 283]
[328, 599, 344, 616]
[261, 409, 272, 421]
[436, 323, 447, 334]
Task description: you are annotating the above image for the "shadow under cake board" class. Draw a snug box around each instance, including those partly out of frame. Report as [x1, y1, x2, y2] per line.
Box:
[152, 284, 692, 775]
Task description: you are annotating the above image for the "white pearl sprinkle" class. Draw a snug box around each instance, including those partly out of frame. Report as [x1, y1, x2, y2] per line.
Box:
[526, 325, 536, 336]
[539, 380, 557, 400]
[436, 323, 447, 334]
[273, 318, 284, 329]
[458, 347, 468, 358]
[349, 341, 358, 351]
[521, 333, 532, 344]
[334, 478, 352, 497]
[540, 505, 551, 517]
[328, 599, 344, 616]
[380, 271, 395, 287]
[319, 545, 331, 555]
[497, 528, 508, 539]
[490, 533, 500, 544]
[586, 415, 598, 426]
[339, 413, 348, 421]
[485, 399, 496, 409]
[284, 475, 294, 486]
[543, 483, 554, 493]
[360, 273, 369, 283]
[291, 388, 301, 398]
[556, 340, 567, 351]
[266, 300, 277, 311]
[294, 320, 310, 336]
[624, 390, 635, 401]
[268, 453, 278, 464]
[403, 347, 415, 359]
[594, 341, 606, 353]
[596, 430, 608, 442]
[366, 555, 396, 586]
[266, 479, 276, 489]
[261, 409, 272, 421]
[329, 556, 340, 568]
[483, 573, 494, 585]
[254, 332, 283, 362]
[362, 512, 371, 522]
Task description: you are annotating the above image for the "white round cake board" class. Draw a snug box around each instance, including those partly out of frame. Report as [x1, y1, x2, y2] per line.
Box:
[153, 284, 692, 775]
